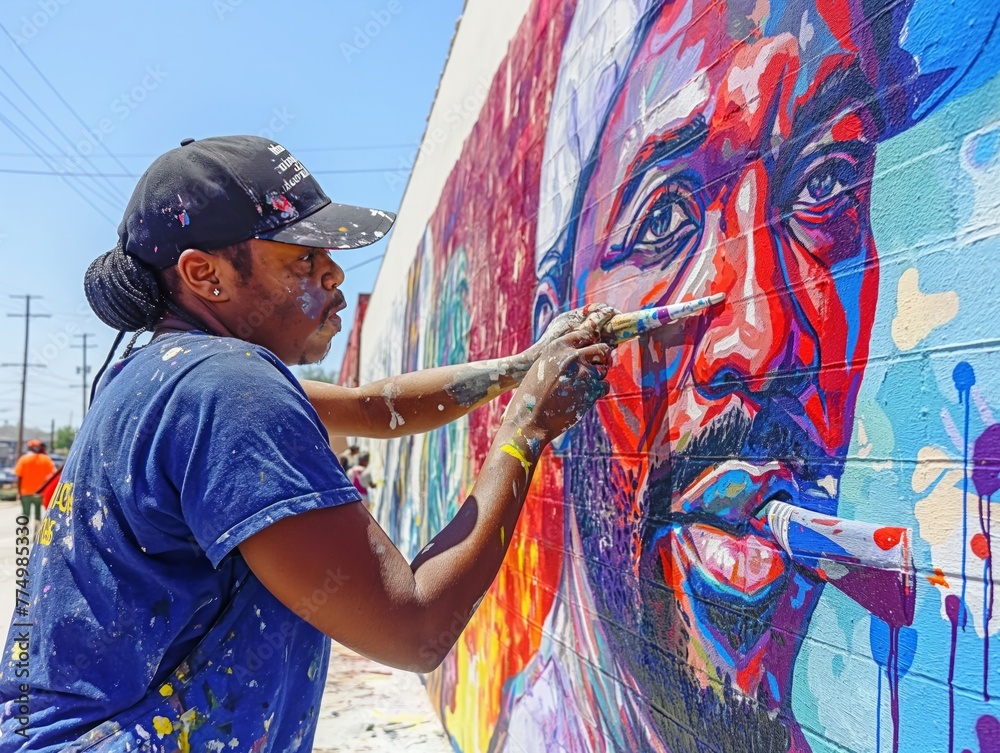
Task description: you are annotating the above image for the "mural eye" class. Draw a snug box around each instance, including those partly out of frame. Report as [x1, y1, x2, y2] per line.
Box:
[639, 201, 694, 245]
[603, 181, 703, 270]
[792, 157, 858, 214]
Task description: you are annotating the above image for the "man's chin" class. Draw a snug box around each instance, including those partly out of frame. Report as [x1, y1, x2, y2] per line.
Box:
[640, 525, 793, 690]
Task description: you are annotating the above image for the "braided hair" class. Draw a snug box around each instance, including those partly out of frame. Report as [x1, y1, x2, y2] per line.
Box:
[84, 243, 169, 333]
[84, 244, 219, 401]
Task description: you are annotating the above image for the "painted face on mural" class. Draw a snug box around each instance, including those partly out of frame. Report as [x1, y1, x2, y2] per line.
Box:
[560, 0, 897, 745]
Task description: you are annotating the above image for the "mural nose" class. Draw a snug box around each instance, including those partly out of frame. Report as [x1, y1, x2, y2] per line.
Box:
[691, 168, 810, 401]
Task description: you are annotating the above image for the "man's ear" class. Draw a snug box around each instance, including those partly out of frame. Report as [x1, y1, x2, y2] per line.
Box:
[175, 249, 232, 302]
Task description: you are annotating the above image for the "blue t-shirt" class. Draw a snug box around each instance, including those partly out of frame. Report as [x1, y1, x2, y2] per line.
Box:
[0, 332, 361, 752]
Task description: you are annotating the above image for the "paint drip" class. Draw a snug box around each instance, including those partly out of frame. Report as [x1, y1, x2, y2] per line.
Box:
[381, 383, 405, 430]
[954, 361, 976, 631]
[871, 618, 916, 753]
[947, 593, 963, 753]
[972, 423, 1000, 702]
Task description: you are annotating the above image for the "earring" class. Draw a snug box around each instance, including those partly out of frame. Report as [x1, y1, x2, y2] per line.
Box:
[212, 288, 221, 297]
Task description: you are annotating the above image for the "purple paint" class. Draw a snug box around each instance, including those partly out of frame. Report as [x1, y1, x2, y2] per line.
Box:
[973, 425, 1000, 701]
[975, 715, 1000, 753]
[888, 625, 901, 753]
[871, 619, 916, 753]
[947, 593, 963, 753]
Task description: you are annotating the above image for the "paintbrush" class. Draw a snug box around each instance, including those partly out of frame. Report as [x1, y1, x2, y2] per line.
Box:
[605, 293, 725, 343]
[765, 500, 916, 627]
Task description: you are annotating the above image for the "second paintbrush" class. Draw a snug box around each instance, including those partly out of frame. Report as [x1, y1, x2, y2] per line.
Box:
[604, 293, 725, 344]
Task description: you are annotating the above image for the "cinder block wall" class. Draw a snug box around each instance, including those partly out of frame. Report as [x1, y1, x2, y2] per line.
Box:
[359, 1, 1000, 750]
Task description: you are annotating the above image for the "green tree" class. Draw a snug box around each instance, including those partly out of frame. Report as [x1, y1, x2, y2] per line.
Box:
[55, 425, 77, 452]
[296, 366, 339, 384]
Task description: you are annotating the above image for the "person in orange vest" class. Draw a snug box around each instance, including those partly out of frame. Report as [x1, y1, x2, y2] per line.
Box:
[14, 439, 56, 536]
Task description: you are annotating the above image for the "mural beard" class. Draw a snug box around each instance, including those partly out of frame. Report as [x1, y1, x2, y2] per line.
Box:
[566, 397, 843, 751]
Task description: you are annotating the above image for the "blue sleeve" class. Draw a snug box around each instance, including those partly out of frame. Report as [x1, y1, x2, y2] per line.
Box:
[159, 345, 361, 567]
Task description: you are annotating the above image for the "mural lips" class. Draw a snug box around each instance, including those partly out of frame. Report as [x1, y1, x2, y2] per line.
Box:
[645, 462, 800, 604]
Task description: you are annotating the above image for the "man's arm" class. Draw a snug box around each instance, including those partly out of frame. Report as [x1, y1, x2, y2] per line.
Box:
[302, 355, 530, 439]
[302, 304, 615, 439]
[240, 316, 613, 671]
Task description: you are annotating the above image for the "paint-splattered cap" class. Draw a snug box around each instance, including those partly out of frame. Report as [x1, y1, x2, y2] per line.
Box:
[118, 135, 396, 269]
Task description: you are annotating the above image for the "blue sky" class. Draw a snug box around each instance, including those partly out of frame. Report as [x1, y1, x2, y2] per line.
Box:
[0, 0, 463, 435]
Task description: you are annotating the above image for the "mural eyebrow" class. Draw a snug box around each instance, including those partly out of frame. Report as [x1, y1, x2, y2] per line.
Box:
[604, 115, 708, 236]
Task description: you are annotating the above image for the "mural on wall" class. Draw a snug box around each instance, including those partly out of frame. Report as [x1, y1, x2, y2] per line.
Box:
[362, 0, 1000, 751]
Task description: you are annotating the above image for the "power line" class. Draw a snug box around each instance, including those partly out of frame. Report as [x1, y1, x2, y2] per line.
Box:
[0, 19, 134, 182]
[0, 165, 408, 178]
[2, 295, 51, 457]
[0, 58, 126, 204]
[0, 105, 119, 224]
[72, 334, 95, 421]
[0, 143, 417, 159]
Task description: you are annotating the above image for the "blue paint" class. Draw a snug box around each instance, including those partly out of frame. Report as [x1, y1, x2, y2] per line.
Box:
[832, 259, 864, 366]
[785, 523, 854, 561]
[954, 362, 977, 394]
[972, 129, 1000, 167]
[954, 361, 976, 629]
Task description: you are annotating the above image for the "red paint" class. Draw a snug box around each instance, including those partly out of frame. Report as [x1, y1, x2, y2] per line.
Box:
[874, 527, 907, 550]
[929, 568, 951, 588]
[972, 533, 991, 560]
[832, 112, 864, 142]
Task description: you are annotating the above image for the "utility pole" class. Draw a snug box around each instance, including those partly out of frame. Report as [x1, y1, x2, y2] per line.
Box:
[2, 295, 50, 458]
[73, 333, 96, 421]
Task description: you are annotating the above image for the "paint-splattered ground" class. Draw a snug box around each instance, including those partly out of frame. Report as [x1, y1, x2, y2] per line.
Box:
[0, 500, 451, 752]
[313, 642, 452, 752]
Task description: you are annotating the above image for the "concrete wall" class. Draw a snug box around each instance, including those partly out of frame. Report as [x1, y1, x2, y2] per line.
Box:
[358, 1, 1000, 750]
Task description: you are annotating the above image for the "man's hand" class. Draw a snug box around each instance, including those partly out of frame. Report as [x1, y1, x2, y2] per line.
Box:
[524, 303, 619, 361]
[508, 307, 616, 441]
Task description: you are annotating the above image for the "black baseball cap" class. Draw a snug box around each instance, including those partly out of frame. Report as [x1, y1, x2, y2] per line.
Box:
[119, 135, 396, 269]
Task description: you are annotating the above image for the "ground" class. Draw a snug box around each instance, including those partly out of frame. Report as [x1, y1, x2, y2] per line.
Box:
[0, 498, 453, 752]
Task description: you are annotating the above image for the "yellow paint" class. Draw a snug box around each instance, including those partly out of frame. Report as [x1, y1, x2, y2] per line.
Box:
[50, 482, 73, 515]
[500, 525, 505, 547]
[891, 267, 959, 350]
[500, 441, 532, 477]
[38, 518, 54, 546]
[159, 683, 173, 697]
[152, 716, 173, 737]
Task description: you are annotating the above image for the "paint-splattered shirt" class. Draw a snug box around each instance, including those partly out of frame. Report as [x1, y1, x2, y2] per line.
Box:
[0, 331, 361, 752]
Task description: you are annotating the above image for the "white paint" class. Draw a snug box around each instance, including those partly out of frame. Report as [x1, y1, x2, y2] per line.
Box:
[890, 267, 959, 351]
[816, 475, 838, 497]
[640, 68, 709, 143]
[737, 176, 759, 330]
[381, 383, 405, 430]
[361, 1, 533, 367]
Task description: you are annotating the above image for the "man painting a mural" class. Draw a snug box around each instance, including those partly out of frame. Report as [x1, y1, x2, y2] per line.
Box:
[360, 0, 1000, 751]
[0, 135, 622, 750]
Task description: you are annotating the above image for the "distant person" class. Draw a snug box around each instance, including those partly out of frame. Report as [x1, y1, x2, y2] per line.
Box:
[346, 451, 375, 506]
[339, 443, 360, 470]
[14, 439, 55, 536]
